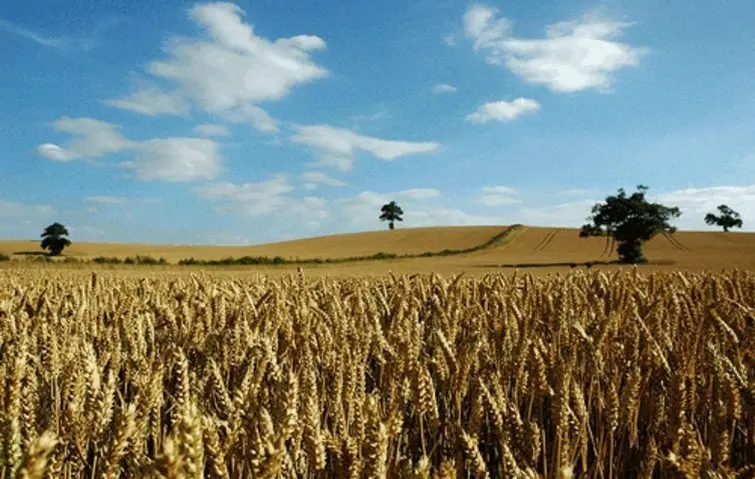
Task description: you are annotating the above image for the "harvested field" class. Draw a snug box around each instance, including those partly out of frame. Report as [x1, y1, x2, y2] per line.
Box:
[0, 268, 753, 477]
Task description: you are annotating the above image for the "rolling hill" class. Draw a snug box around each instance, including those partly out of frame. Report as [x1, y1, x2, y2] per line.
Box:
[2, 225, 755, 276]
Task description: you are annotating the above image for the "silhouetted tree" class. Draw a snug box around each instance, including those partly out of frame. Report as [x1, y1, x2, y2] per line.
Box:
[704, 204, 743, 232]
[41, 222, 72, 256]
[579, 185, 681, 264]
[379, 201, 404, 230]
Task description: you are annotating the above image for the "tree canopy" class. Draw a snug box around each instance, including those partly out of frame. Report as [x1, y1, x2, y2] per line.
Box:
[704, 204, 743, 232]
[580, 185, 681, 264]
[379, 201, 404, 230]
[41, 222, 72, 256]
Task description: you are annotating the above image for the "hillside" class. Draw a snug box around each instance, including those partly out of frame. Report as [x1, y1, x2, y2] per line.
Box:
[3, 225, 755, 275]
[0, 226, 503, 262]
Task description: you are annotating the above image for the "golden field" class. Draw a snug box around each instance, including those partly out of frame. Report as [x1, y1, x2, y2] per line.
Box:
[3, 225, 755, 276]
[0, 268, 753, 478]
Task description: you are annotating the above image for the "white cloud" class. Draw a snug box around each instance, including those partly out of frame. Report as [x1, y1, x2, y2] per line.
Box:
[479, 185, 521, 206]
[337, 188, 443, 229]
[432, 83, 458, 94]
[482, 185, 517, 195]
[129, 138, 222, 182]
[194, 175, 329, 223]
[0, 199, 56, 219]
[653, 185, 755, 231]
[109, 2, 327, 132]
[512, 199, 597, 227]
[194, 175, 295, 216]
[466, 98, 540, 123]
[37, 117, 223, 182]
[443, 33, 458, 46]
[479, 195, 521, 206]
[291, 124, 441, 171]
[464, 4, 512, 50]
[301, 171, 346, 188]
[193, 124, 231, 137]
[405, 208, 503, 227]
[106, 86, 190, 116]
[559, 188, 595, 198]
[221, 104, 279, 132]
[0, 19, 67, 49]
[35, 117, 132, 161]
[84, 196, 129, 205]
[500, 185, 755, 231]
[350, 110, 392, 123]
[464, 4, 646, 92]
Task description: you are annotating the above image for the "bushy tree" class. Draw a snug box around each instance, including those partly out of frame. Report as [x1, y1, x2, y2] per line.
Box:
[580, 185, 681, 264]
[704, 204, 743, 232]
[41, 222, 72, 256]
[379, 201, 404, 230]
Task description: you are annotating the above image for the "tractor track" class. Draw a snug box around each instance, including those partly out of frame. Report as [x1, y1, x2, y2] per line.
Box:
[599, 236, 616, 258]
[662, 232, 690, 252]
[534, 229, 560, 252]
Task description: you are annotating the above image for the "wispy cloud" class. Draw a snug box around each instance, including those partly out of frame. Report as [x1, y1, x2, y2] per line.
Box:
[291, 124, 442, 171]
[0, 19, 67, 49]
[432, 83, 458, 94]
[0, 16, 123, 52]
[84, 196, 129, 205]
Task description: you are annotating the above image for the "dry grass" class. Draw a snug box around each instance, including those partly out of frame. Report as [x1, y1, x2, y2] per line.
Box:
[0, 267, 753, 478]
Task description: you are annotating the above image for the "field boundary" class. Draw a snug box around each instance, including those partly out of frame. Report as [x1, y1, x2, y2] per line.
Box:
[2, 224, 526, 268]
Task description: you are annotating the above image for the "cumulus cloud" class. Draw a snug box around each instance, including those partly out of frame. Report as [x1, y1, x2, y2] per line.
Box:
[432, 83, 458, 94]
[291, 124, 441, 171]
[194, 175, 297, 216]
[332, 188, 507, 230]
[106, 86, 190, 116]
[466, 98, 540, 123]
[129, 138, 222, 182]
[220, 104, 279, 132]
[478, 185, 521, 206]
[301, 171, 346, 189]
[653, 185, 755, 231]
[35, 117, 132, 161]
[193, 124, 231, 137]
[37, 117, 223, 182]
[464, 4, 646, 92]
[108, 2, 327, 132]
[405, 208, 503, 227]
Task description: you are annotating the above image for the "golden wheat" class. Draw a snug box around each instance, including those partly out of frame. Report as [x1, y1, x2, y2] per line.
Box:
[0, 268, 753, 478]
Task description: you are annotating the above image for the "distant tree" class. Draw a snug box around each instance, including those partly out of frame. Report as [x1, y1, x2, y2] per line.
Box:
[704, 204, 743, 232]
[379, 201, 404, 230]
[579, 185, 681, 264]
[41, 222, 72, 256]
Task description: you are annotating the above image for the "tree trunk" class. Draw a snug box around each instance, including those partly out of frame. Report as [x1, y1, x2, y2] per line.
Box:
[389, 221, 394, 230]
[724, 226, 729, 232]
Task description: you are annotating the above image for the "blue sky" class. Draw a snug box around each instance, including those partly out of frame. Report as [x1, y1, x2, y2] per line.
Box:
[1, 0, 754, 245]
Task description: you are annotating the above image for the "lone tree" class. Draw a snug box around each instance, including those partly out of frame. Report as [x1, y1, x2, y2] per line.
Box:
[579, 185, 681, 264]
[41, 222, 72, 256]
[379, 201, 404, 230]
[704, 204, 743, 232]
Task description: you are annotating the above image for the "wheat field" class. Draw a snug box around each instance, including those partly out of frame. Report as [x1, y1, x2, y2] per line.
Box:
[1, 267, 754, 478]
